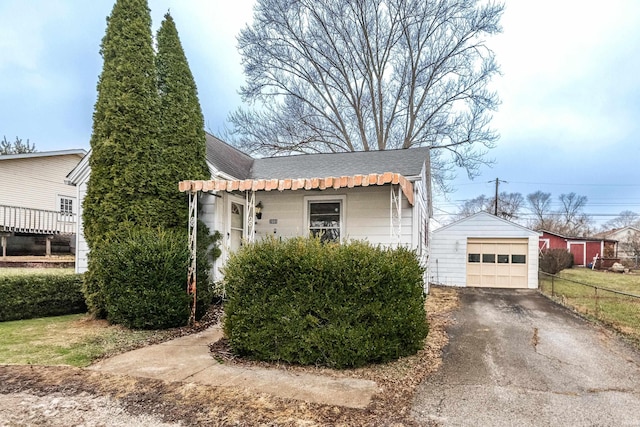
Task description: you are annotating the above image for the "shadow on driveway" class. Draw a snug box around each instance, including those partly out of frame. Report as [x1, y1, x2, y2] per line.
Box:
[412, 288, 640, 426]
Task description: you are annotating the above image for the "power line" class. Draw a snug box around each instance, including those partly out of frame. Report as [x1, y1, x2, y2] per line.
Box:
[454, 180, 640, 188]
[506, 181, 640, 188]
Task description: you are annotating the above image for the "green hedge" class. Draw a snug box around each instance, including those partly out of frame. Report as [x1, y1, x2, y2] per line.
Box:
[87, 226, 213, 329]
[223, 237, 429, 368]
[0, 274, 86, 322]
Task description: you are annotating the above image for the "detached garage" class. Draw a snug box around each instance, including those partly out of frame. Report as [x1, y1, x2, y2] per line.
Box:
[429, 212, 540, 289]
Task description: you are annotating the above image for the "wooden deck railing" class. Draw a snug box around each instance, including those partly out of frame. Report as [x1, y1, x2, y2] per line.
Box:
[0, 205, 76, 235]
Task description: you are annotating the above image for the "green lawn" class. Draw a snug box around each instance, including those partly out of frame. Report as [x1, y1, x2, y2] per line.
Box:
[0, 268, 181, 367]
[555, 268, 640, 294]
[0, 314, 175, 367]
[539, 268, 640, 345]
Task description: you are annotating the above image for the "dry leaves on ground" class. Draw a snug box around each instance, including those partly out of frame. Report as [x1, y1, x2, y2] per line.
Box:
[0, 286, 459, 426]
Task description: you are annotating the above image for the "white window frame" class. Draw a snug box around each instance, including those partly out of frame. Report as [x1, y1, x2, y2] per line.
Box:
[57, 195, 75, 215]
[303, 195, 346, 243]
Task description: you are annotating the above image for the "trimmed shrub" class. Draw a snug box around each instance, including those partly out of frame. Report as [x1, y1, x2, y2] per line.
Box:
[0, 274, 86, 322]
[223, 237, 429, 368]
[84, 220, 220, 320]
[83, 260, 107, 319]
[88, 226, 213, 329]
[540, 248, 574, 274]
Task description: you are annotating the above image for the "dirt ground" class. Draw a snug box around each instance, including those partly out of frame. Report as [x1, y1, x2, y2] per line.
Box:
[0, 287, 457, 426]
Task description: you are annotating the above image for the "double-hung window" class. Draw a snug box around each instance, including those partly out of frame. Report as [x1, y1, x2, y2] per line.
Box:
[306, 197, 344, 243]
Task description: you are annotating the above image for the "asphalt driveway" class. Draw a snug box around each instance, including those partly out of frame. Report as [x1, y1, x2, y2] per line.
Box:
[411, 288, 640, 426]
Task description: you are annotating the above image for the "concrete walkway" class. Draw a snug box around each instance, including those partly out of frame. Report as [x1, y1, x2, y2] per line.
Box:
[88, 326, 378, 409]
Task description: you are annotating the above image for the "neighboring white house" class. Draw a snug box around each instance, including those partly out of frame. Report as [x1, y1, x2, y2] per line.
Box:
[68, 134, 433, 286]
[0, 149, 86, 256]
[429, 212, 540, 289]
[599, 226, 640, 265]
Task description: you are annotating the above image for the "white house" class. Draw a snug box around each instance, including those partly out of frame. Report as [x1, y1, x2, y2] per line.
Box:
[598, 226, 640, 265]
[0, 149, 86, 257]
[68, 134, 433, 286]
[429, 212, 540, 289]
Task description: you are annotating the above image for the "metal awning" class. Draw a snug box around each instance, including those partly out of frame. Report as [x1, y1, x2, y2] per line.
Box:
[179, 172, 414, 205]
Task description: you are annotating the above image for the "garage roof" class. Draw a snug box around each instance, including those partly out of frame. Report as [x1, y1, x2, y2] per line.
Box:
[434, 212, 540, 235]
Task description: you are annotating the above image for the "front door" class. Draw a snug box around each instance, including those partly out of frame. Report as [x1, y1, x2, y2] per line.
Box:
[228, 196, 245, 253]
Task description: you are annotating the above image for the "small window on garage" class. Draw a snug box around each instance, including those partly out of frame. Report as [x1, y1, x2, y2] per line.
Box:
[497, 254, 510, 263]
[482, 253, 495, 263]
[468, 253, 480, 263]
[512, 254, 526, 264]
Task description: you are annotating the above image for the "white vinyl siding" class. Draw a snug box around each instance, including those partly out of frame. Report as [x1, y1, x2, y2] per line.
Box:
[253, 191, 306, 239]
[74, 180, 422, 276]
[253, 186, 414, 246]
[0, 154, 83, 212]
[429, 212, 539, 289]
[75, 181, 89, 273]
[345, 187, 413, 245]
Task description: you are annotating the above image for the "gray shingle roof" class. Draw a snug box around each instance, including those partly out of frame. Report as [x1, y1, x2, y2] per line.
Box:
[251, 148, 429, 179]
[206, 134, 429, 180]
[205, 133, 253, 179]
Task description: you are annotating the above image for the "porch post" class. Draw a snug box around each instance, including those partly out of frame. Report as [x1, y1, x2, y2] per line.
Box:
[45, 235, 53, 258]
[246, 190, 256, 243]
[390, 184, 402, 246]
[187, 190, 198, 326]
[1, 233, 8, 259]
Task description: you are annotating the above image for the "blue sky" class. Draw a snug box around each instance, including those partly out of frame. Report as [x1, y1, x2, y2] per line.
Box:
[1, 1, 639, 227]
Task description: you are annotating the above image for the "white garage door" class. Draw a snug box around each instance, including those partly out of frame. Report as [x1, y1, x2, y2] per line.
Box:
[467, 238, 529, 288]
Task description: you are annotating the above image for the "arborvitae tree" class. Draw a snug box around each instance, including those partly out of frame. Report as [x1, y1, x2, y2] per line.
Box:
[83, 2, 216, 319]
[83, 0, 163, 316]
[84, 0, 166, 249]
[156, 12, 210, 228]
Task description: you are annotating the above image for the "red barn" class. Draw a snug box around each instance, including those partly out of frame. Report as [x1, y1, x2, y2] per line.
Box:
[539, 231, 618, 267]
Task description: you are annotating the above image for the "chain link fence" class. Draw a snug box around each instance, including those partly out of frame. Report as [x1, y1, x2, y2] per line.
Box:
[539, 271, 640, 345]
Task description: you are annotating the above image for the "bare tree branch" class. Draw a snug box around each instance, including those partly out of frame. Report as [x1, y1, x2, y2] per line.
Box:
[0, 136, 36, 155]
[526, 191, 553, 230]
[455, 191, 523, 221]
[602, 210, 640, 230]
[525, 191, 592, 236]
[229, 0, 503, 191]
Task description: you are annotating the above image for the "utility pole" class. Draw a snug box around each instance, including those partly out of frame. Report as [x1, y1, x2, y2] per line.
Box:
[489, 178, 507, 216]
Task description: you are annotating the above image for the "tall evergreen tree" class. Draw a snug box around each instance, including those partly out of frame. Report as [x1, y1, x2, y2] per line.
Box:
[84, 0, 167, 248]
[83, 2, 216, 318]
[156, 12, 210, 228]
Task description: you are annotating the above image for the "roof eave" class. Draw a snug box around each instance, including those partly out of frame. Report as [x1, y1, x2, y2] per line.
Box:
[0, 149, 87, 161]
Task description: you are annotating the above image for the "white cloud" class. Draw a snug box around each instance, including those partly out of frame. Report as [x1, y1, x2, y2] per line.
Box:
[489, 1, 640, 151]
